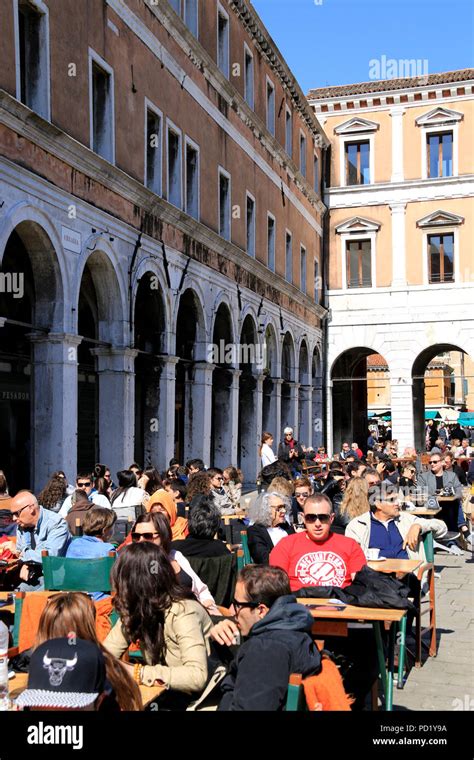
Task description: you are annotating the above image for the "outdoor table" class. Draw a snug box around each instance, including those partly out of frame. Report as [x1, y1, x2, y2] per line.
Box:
[367, 559, 423, 689]
[297, 597, 406, 711]
[0, 590, 15, 614]
[8, 671, 165, 710]
[405, 507, 442, 517]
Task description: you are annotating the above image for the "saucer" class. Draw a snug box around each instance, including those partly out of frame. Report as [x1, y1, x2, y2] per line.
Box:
[367, 556, 387, 561]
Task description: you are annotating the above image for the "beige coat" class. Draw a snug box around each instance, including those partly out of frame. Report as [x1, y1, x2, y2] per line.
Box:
[103, 599, 213, 693]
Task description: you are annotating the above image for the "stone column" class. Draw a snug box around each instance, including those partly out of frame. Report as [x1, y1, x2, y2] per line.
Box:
[390, 106, 405, 182]
[298, 384, 313, 448]
[290, 382, 300, 434]
[29, 333, 82, 491]
[157, 355, 179, 472]
[389, 202, 407, 287]
[390, 376, 415, 452]
[268, 378, 282, 442]
[326, 377, 334, 456]
[189, 361, 215, 467]
[91, 347, 138, 479]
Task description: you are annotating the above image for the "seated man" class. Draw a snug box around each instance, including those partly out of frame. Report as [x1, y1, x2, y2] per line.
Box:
[16, 637, 108, 712]
[217, 565, 321, 710]
[269, 494, 366, 591]
[59, 472, 110, 519]
[7, 491, 70, 591]
[417, 452, 463, 533]
[345, 484, 448, 561]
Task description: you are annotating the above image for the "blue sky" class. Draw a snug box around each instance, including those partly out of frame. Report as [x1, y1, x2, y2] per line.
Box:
[251, 0, 474, 93]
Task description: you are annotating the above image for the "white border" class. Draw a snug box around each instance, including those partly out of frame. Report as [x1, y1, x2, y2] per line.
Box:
[339, 133, 375, 187]
[243, 42, 254, 110]
[340, 230, 377, 290]
[13, 0, 51, 121]
[245, 190, 256, 257]
[184, 134, 200, 220]
[217, 165, 231, 240]
[166, 117, 183, 209]
[266, 75, 275, 136]
[216, 2, 229, 79]
[88, 48, 115, 164]
[267, 211, 276, 272]
[144, 97, 163, 196]
[422, 227, 459, 286]
[285, 228, 293, 283]
[420, 123, 459, 180]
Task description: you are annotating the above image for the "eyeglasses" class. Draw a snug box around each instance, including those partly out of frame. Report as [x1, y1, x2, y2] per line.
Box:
[77, 481, 91, 487]
[131, 531, 159, 542]
[304, 512, 332, 524]
[11, 503, 34, 518]
[429, 460, 441, 465]
[214, 477, 224, 482]
[296, 492, 310, 498]
[232, 598, 260, 612]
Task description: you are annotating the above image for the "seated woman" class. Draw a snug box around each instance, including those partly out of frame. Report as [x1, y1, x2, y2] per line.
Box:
[171, 497, 230, 557]
[34, 591, 142, 710]
[130, 512, 218, 613]
[147, 489, 188, 540]
[66, 507, 117, 600]
[111, 470, 147, 521]
[104, 543, 213, 707]
[333, 477, 370, 534]
[222, 467, 243, 510]
[247, 492, 294, 564]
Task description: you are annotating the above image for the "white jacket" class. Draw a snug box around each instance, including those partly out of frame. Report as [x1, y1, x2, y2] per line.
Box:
[345, 510, 448, 562]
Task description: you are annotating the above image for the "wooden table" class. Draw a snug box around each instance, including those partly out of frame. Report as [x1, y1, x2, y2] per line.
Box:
[0, 590, 15, 614]
[297, 597, 406, 711]
[8, 671, 164, 710]
[367, 558, 422, 578]
[406, 507, 441, 517]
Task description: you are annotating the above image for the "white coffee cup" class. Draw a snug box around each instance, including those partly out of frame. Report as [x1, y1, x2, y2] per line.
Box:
[366, 548, 380, 560]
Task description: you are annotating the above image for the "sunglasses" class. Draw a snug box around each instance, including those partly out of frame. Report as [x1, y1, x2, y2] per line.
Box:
[232, 598, 260, 612]
[430, 461, 441, 465]
[77, 481, 91, 487]
[131, 531, 159, 542]
[11, 503, 34, 518]
[296, 492, 310, 498]
[304, 512, 332, 524]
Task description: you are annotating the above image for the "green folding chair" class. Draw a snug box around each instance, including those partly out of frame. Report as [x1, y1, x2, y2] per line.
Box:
[285, 674, 307, 711]
[41, 550, 115, 592]
[240, 531, 253, 565]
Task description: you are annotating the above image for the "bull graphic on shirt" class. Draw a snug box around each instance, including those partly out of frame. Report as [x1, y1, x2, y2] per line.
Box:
[43, 651, 78, 686]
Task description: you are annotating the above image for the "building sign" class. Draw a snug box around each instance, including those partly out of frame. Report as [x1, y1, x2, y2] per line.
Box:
[61, 226, 82, 254]
[0, 390, 30, 401]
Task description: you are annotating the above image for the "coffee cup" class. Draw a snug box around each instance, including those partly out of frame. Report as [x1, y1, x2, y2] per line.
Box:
[366, 548, 380, 560]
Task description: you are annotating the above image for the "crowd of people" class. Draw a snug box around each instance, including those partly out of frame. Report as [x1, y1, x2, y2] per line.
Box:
[0, 422, 472, 712]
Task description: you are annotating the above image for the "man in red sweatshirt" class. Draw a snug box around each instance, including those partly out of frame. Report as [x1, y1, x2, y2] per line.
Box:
[269, 493, 366, 591]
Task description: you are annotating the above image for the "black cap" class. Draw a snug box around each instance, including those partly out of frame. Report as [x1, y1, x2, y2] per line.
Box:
[16, 637, 106, 709]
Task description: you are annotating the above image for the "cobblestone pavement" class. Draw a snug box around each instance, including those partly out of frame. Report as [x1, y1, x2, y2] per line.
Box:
[393, 548, 474, 711]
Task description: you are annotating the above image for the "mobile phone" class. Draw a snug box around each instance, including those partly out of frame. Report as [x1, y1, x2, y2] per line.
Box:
[306, 604, 346, 611]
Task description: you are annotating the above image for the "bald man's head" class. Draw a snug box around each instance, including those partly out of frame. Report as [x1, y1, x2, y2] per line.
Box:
[10, 491, 39, 528]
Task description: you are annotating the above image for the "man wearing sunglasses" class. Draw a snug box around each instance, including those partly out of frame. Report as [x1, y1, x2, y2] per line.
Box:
[217, 565, 321, 710]
[7, 491, 70, 591]
[269, 494, 366, 592]
[417, 453, 466, 538]
[59, 472, 110, 519]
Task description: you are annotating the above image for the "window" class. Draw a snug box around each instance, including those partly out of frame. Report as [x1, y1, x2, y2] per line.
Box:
[244, 45, 254, 109]
[145, 103, 162, 195]
[218, 168, 231, 240]
[167, 122, 182, 209]
[285, 107, 292, 157]
[285, 231, 292, 283]
[346, 240, 372, 288]
[345, 141, 370, 185]
[427, 132, 453, 178]
[184, 0, 198, 37]
[428, 233, 454, 283]
[217, 5, 229, 78]
[185, 138, 199, 220]
[16, 0, 50, 119]
[267, 214, 275, 272]
[314, 259, 319, 303]
[246, 193, 256, 257]
[90, 52, 114, 163]
[300, 245, 307, 293]
[300, 132, 307, 177]
[266, 78, 275, 136]
[313, 154, 319, 193]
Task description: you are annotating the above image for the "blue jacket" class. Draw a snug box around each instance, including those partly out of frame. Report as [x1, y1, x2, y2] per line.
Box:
[16, 507, 70, 563]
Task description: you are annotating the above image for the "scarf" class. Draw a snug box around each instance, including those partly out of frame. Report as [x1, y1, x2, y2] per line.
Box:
[146, 489, 188, 540]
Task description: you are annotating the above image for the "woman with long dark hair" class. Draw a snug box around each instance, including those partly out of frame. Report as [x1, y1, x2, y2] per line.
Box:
[37, 471, 68, 512]
[111, 470, 147, 520]
[34, 592, 142, 711]
[104, 543, 212, 702]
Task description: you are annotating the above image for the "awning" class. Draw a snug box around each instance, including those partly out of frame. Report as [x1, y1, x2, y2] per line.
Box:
[425, 410, 441, 420]
[458, 412, 474, 421]
[458, 415, 474, 427]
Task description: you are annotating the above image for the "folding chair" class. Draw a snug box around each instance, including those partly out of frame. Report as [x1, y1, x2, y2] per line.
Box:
[415, 531, 437, 665]
[240, 531, 253, 565]
[41, 550, 115, 592]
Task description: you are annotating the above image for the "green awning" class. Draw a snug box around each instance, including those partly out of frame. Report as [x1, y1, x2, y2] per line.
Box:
[425, 410, 441, 420]
[458, 415, 474, 427]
